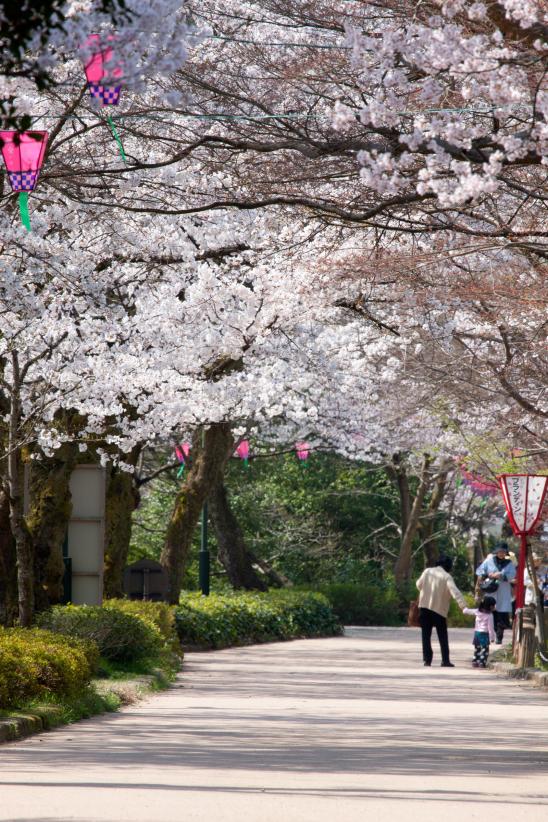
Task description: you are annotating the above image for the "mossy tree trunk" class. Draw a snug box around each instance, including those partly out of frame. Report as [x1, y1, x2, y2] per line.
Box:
[0, 485, 18, 625]
[161, 423, 234, 604]
[103, 445, 142, 598]
[6, 354, 34, 626]
[389, 454, 433, 593]
[209, 480, 267, 591]
[26, 442, 79, 612]
[418, 464, 451, 567]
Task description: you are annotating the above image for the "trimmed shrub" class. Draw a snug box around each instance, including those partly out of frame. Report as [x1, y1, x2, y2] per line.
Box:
[315, 582, 402, 626]
[104, 599, 177, 645]
[175, 590, 342, 649]
[37, 604, 164, 663]
[447, 593, 477, 627]
[0, 627, 97, 709]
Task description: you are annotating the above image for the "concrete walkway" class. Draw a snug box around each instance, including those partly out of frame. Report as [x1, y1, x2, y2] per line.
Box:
[1, 627, 547, 822]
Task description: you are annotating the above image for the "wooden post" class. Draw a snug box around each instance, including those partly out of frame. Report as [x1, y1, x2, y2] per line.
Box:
[516, 604, 536, 669]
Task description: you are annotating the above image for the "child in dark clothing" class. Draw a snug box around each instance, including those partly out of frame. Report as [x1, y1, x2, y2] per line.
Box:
[463, 595, 496, 668]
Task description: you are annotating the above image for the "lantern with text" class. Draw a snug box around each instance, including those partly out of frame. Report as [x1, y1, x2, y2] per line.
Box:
[236, 440, 250, 468]
[174, 443, 191, 479]
[295, 442, 310, 467]
[83, 34, 126, 162]
[498, 474, 548, 609]
[0, 131, 48, 231]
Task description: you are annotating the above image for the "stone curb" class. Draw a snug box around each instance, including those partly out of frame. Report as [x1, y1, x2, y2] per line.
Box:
[490, 660, 548, 689]
[0, 669, 170, 745]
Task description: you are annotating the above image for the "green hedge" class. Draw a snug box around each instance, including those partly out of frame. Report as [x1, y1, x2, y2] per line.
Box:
[175, 590, 342, 649]
[315, 582, 402, 626]
[0, 627, 97, 709]
[103, 599, 177, 645]
[447, 594, 477, 627]
[37, 604, 164, 663]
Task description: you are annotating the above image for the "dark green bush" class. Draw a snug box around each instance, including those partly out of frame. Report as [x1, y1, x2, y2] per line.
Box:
[37, 604, 163, 663]
[447, 594, 477, 627]
[0, 627, 97, 709]
[175, 590, 342, 649]
[315, 582, 402, 626]
[104, 599, 177, 644]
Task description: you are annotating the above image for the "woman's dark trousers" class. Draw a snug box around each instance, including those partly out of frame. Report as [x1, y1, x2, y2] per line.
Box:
[419, 607, 450, 665]
[494, 611, 511, 643]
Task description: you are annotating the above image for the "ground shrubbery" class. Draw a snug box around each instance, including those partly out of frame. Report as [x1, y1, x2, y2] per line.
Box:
[315, 582, 402, 626]
[175, 590, 342, 649]
[37, 604, 164, 663]
[103, 599, 177, 645]
[0, 627, 97, 708]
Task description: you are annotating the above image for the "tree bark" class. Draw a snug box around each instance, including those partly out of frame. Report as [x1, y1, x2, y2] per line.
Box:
[7, 352, 34, 626]
[26, 444, 78, 612]
[209, 480, 267, 591]
[0, 485, 18, 626]
[386, 453, 411, 540]
[516, 604, 536, 669]
[419, 464, 451, 566]
[161, 423, 234, 604]
[393, 454, 433, 591]
[103, 445, 142, 598]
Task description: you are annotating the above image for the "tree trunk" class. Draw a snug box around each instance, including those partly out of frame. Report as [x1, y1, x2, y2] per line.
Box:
[393, 454, 433, 591]
[0, 485, 18, 626]
[103, 445, 142, 598]
[7, 352, 34, 626]
[386, 453, 411, 540]
[26, 444, 79, 612]
[161, 423, 234, 604]
[516, 604, 536, 669]
[209, 480, 267, 591]
[419, 465, 450, 566]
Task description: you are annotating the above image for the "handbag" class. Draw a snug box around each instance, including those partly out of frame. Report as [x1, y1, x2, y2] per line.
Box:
[480, 577, 499, 594]
[408, 599, 421, 627]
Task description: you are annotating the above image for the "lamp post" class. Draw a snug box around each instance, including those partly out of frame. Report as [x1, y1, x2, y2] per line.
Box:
[199, 428, 210, 596]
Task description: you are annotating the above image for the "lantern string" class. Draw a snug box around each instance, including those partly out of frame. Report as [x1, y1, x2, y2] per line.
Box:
[18, 192, 31, 232]
[105, 113, 128, 164]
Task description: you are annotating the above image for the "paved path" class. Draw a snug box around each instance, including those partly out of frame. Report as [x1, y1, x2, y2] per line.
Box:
[1, 627, 547, 822]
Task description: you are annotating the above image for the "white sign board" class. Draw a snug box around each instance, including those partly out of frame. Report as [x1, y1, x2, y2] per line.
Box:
[68, 465, 105, 605]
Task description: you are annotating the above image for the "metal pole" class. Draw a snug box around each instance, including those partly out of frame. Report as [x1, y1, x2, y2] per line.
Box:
[199, 428, 210, 596]
[199, 501, 210, 596]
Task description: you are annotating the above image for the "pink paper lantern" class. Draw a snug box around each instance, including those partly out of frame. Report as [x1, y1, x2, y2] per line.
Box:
[236, 440, 250, 467]
[0, 130, 48, 230]
[295, 442, 310, 462]
[174, 442, 191, 478]
[83, 34, 123, 106]
[0, 130, 48, 193]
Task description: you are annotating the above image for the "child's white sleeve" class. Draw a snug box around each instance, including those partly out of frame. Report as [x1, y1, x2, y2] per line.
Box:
[462, 608, 477, 615]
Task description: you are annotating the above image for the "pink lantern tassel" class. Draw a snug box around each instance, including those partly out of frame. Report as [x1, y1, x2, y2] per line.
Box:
[105, 113, 127, 164]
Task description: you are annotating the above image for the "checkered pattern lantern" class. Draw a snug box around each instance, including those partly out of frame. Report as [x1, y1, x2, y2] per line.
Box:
[83, 34, 127, 163]
[0, 130, 48, 231]
[498, 474, 548, 609]
[84, 34, 123, 106]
